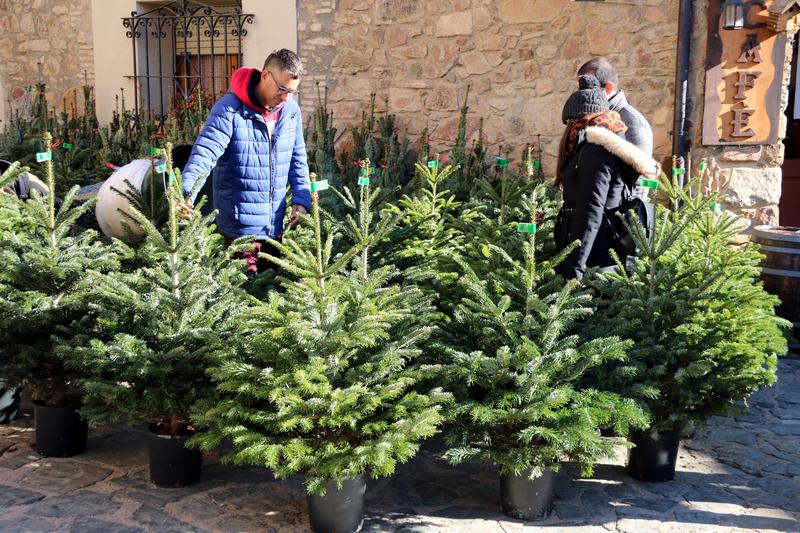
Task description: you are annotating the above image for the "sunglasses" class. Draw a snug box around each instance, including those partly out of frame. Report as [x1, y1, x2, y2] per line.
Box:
[266, 70, 299, 96]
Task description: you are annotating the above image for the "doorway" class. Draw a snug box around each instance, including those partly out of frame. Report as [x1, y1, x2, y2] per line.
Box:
[781, 32, 800, 227]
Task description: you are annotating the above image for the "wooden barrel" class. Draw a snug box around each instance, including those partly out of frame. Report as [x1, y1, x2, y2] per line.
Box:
[751, 225, 800, 347]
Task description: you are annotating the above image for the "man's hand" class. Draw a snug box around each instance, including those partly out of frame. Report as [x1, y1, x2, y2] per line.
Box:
[289, 204, 308, 227]
[176, 200, 194, 220]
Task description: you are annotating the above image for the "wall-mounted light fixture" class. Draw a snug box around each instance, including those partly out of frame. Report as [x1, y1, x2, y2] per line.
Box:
[722, 0, 746, 30]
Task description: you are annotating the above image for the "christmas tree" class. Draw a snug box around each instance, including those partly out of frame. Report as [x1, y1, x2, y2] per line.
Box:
[443, 185, 647, 477]
[191, 174, 450, 494]
[386, 160, 479, 320]
[0, 133, 121, 406]
[65, 144, 248, 434]
[587, 174, 789, 432]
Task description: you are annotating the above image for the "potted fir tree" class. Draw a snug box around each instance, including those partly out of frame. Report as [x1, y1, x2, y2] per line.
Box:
[66, 144, 248, 486]
[191, 174, 449, 533]
[588, 175, 789, 482]
[0, 135, 121, 456]
[0, 162, 28, 425]
[443, 185, 647, 519]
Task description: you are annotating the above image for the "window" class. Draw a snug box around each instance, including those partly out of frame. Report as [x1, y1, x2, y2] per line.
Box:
[123, 0, 254, 116]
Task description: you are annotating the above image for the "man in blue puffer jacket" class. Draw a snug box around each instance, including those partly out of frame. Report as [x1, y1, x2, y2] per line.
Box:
[180, 49, 312, 275]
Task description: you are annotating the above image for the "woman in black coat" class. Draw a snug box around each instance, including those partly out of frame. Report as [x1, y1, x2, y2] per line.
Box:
[554, 75, 657, 280]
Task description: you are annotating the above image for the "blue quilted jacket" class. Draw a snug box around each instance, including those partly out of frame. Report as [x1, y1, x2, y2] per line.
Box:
[181, 69, 312, 239]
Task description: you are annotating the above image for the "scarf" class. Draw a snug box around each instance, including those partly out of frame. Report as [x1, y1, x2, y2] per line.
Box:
[556, 111, 628, 187]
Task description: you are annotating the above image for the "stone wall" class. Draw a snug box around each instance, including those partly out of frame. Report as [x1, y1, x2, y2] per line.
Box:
[0, 0, 95, 124]
[298, 0, 680, 175]
[687, 0, 792, 227]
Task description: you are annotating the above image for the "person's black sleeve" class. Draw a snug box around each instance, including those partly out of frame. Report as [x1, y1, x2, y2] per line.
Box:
[559, 143, 616, 280]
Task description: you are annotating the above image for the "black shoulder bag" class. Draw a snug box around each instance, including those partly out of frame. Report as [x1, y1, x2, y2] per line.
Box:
[602, 179, 654, 257]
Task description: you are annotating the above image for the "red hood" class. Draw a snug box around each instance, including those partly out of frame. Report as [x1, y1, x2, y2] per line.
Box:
[230, 67, 285, 116]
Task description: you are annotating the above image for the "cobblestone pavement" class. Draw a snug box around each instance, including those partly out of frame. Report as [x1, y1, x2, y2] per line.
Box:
[0, 359, 798, 532]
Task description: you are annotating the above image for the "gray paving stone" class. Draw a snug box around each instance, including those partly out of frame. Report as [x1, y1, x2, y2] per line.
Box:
[168, 496, 227, 523]
[0, 450, 40, 470]
[683, 487, 745, 505]
[67, 518, 146, 533]
[579, 488, 611, 508]
[19, 461, 112, 493]
[112, 471, 209, 507]
[30, 491, 121, 518]
[0, 484, 46, 507]
[429, 505, 503, 520]
[0, 515, 60, 532]
[132, 504, 207, 533]
[709, 428, 759, 446]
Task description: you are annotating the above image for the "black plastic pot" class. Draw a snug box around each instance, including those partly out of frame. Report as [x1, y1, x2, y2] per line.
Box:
[500, 467, 555, 520]
[306, 474, 366, 533]
[0, 382, 21, 424]
[33, 401, 88, 457]
[148, 423, 203, 487]
[627, 429, 681, 482]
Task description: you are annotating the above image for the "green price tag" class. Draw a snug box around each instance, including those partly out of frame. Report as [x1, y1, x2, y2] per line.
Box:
[151, 147, 164, 156]
[155, 162, 167, 173]
[310, 179, 329, 192]
[711, 203, 723, 212]
[36, 151, 52, 162]
[641, 178, 659, 190]
[516, 222, 537, 234]
[699, 162, 707, 171]
[495, 157, 509, 167]
[533, 160, 541, 168]
[358, 177, 370, 186]
[672, 168, 685, 175]
[63, 143, 73, 150]
[427, 160, 438, 168]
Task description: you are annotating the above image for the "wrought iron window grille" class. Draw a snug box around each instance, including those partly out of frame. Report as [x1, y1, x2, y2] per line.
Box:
[122, 0, 254, 118]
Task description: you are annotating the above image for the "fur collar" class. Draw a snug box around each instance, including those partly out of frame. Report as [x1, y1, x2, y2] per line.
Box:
[585, 126, 658, 176]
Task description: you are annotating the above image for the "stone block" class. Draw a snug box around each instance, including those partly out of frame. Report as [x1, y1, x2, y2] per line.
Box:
[562, 37, 581, 59]
[423, 43, 459, 78]
[426, 87, 458, 111]
[376, 0, 422, 24]
[0, 484, 46, 507]
[763, 143, 785, 167]
[497, 0, 562, 24]
[723, 167, 782, 207]
[19, 461, 113, 493]
[472, 7, 493, 31]
[389, 88, 422, 112]
[31, 491, 122, 518]
[720, 146, 763, 163]
[395, 43, 428, 59]
[435, 11, 473, 37]
[461, 51, 492, 75]
[587, 24, 615, 55]
[384, 26, 408, 47]
[537, 45, 559, 60]
[18, 39, 50, 52]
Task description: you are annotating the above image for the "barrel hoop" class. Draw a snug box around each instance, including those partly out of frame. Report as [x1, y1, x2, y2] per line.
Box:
[759, 245, 800, 255]
[761, 267, 800, 278]
[752, 225, 800, 243]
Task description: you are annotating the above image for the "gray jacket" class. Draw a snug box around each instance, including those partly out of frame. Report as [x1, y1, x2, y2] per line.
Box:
[609, 90, 653, 198]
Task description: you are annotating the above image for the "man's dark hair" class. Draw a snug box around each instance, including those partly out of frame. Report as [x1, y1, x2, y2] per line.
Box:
[577, 57, 618, 88]
[264, 49, 304, 79]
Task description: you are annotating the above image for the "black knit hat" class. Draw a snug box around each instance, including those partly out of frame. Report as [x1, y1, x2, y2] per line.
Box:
[561, 74, 610, 124]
